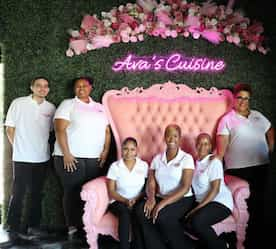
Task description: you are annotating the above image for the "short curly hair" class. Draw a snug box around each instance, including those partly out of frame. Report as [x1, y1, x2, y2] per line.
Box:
[233, 83, 252, 96]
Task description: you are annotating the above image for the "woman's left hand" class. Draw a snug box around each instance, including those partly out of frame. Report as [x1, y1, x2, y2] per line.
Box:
[185, 207, 198, 219]
[152, 200, 167, 224]
[98, 150, 108, 167]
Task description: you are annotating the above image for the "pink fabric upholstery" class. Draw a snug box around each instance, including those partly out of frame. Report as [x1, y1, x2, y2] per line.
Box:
[81, 82, 250, 249]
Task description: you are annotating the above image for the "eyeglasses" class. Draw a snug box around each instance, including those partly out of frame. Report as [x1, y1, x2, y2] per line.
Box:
[235, 96, 250, 101]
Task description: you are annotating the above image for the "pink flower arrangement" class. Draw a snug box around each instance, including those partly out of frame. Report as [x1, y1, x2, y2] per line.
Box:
[66, 0, 269, 56]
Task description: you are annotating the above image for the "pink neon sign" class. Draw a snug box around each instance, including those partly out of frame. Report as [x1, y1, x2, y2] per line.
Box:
[112, 53, 226, 73]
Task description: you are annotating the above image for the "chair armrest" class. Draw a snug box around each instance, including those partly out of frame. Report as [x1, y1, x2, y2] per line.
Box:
[224, 174, 250, 221]
[81, 176, 110, 225]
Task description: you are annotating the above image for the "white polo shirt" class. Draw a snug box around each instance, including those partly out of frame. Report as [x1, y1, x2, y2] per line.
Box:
[5, 95, 56, 163]
[217, 109, 271, 169]
[107, 157, 148, 200]
[151, 149, 194, 197]
[53, 97, 109, 158]
[192, 155, 233, 211]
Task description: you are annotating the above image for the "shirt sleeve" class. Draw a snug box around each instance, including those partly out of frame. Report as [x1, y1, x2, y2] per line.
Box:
[144, 162, 149, 178]
[217, 115, 230, 135]
[54, 99, 73, 121]
[257, 111, 271, 132]
[106, 163, 118, 181]
[208, 159, 224, 182]
[49, 105, 56, 131]
[102, 106, 110, 126]
[5, 100, 17, 127]
[150, 156, 158, 170]
[181, 154, 195, 170]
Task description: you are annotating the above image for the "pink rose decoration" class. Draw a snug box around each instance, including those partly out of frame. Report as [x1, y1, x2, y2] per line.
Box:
[70, 39, 88, 55]
[247, 43, 256, 51]
[183, 31, 190, 37]
[192, 32, 200, 39]
[66, 0, 269, 56]
[226, 35, 233, 43]
[130, 36, 138, 42]
[171, 30, 178, 38]
[122, 36, 130, 43]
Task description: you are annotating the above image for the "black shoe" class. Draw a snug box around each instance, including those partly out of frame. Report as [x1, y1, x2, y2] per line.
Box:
[68, 228, 86, 242]
[0, 231, 22, 247]
[28, 227, 49, 238]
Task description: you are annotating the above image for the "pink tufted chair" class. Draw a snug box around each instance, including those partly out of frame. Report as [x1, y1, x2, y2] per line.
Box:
[81, 82, 250, 249]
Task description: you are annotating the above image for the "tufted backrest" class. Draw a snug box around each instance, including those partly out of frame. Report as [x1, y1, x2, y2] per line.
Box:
[103, 82, 233, 163]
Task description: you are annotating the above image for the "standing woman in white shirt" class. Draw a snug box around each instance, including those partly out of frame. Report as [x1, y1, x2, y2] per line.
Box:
[216, 83, 274, 249]
[53, 77, 111, 238]
[135, 124, 195, 249]
[107, 137, 148, 249]
[186, 133, 233, 249]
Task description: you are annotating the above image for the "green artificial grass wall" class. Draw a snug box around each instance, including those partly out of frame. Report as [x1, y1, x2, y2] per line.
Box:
[0, 0, 275, 228]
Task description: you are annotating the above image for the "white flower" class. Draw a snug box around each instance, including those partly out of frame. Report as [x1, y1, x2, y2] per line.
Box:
[130, 36, 138, 42]
[258, 46, 267, 54]
[172, 3, 178, 10]
[66, 48, 74, 57]
[103, 19, 111, 27]
[223, 26, 231, 34]
[106, 12, 112, 19]
[138, 34, 144, 41]
[138, 13, 145, 21]
[225, 8, 233, 15]
[183, 31, 190, 37]
[248, 43, 256, 51]
[232, 33, 240, 44]
[86, 43, 95, 50]
[240, 22, 247, 29]
[120, 30, 128, 37]
[192, 32, 200, 39]
[226, 35, 233, 43]
[138, 24, 146, 33]
[188, 8, 196, 15]
[175, 21, 184, 27]
[118, 5, 124, 12]
[110, 17, 117, 23]
[126, 26, 132, 34]
[122, 36, 130, 43]
[210, 18, 218, 26]
[101, 11, 107, 18]
[171, 30, 178, 38]
[71, 30, 80, 38]
[165, 30, 171, 36]
[126, 3, 134, 10]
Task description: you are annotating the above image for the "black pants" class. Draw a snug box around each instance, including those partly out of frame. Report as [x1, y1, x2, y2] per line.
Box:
[54, 156, 102, 229]
[109, 201, 144, 249]
[7, 161, 48, 232]
[186, 202, 231, 249]
[135, 196, 195, 249]
[226, 165, 268, 249]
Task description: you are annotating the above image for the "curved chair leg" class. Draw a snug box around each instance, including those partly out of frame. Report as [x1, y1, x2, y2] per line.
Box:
[236, 224, 247, 249]
[86, 232, 99, 249]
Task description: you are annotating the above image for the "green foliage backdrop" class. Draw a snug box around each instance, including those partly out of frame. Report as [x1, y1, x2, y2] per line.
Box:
[1, 0, 275, 228]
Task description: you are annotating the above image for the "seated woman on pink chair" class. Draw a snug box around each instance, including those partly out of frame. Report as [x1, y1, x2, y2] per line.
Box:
[185, 133, 233, 249]
[107, 137, 148, 249]
[135, 124, 195, 249]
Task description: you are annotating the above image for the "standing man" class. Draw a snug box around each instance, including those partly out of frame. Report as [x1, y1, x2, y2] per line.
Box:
[4, 77, 56, 244]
